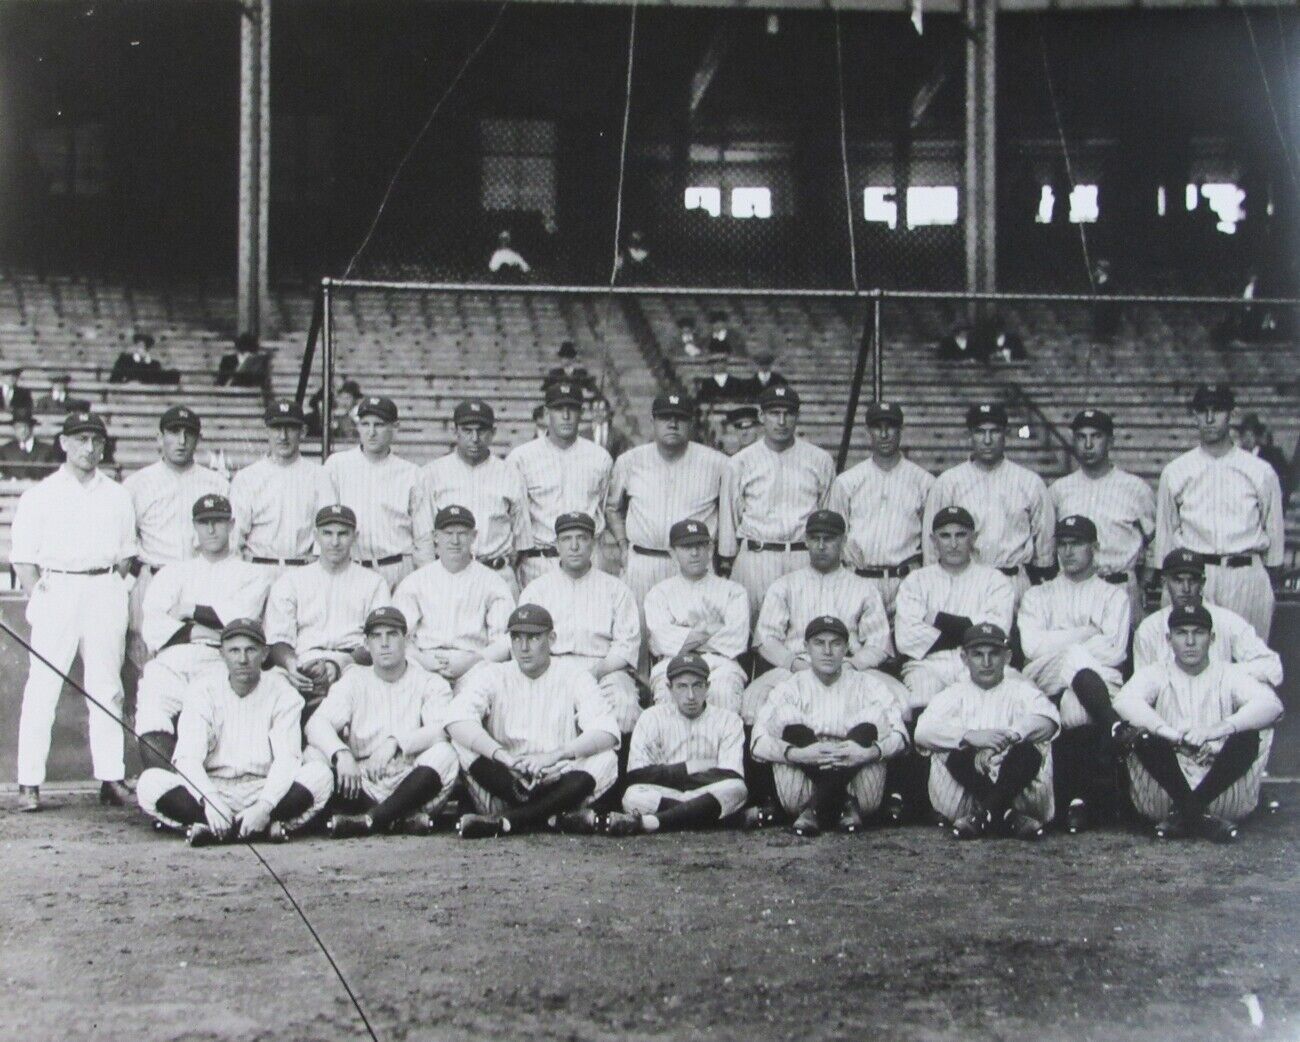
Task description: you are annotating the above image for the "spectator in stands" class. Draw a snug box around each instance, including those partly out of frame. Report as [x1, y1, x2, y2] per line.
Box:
[614, 230, 654, 286]
[746, 350, 788, 399]
[696, 363, 745, 408]
[0, 366, 33, 413]
[543, 341, 599, 400]
[1091, 259, 1120, 341]
[33, 373, 90, 415]
[0, 408, 59, 481]
[215, 333, 271, 396]
[1234, 413, 1292, 507]
[936, 321, 975, 362]
[110, 332, 181, 386]
[707, 311, 743, 358]
[488, 230, 531, 282]
[972, 312, 1028, 365]
[679, 318, 702, 358]
[532, 403, 547, 440]
[586, 396, 629, 459]
[332, 380, 362, 442]
[721, 405, 761, 456]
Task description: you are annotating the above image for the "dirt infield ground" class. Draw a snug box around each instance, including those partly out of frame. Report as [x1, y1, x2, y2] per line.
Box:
[2, 787, 1297, 1042]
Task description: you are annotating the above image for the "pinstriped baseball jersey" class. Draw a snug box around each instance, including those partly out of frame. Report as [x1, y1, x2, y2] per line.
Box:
[422, 451, 532, 560]
[520, 567, 640, 667]
[324, 448, 434, 562]
[1134, 604, 1283, 686]
[393, 560, 514, 657]
[751, 669, 908, 762]
[1018, 573, 1131, 671]
[827, 455, 935, 568]
[608, 441, 729, 550]
[627, 702, 745, 776]
[718, 438, 834, 557]
[444, 658, 621, 755]
[308, 661, 453, 762]
[923, 459, 1055, 569]
[506, 435, 613, 547]
[913, 676, 1060, 752]
[230, 456, 337, 559]
[173, 670, 305, 808]
[1048, 467, 1156, 574]
[754, 566, 893, 664]
[643, 573, 750, 661]
[141, 553, 274, 654]
[894, 563, 1016, 661]
[265, 561, 390, 656]
[123, 461, 229, 566]
[1155, 446, 1284, 564]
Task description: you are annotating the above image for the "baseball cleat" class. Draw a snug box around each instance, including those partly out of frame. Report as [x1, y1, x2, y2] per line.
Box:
[742, 804, 777, 830]
[327, 813, 373, 839]
[951, 812, 987, 840]
[836, 798, 864, 834]
[265, 822, 290, 844]
[457, 813, 504, 839]
[790, 807, 821, 838]
[17, 785, 41, 813]
[1194, 813, 1239, 844]
[603, 811, 642, 837]
[555, 808, 602, 835]
[1004, 810, 1046, 841]
[99, 780, 133, 807]
[392, 812, 435, 836]
[884, 791, 907, 824]
[1064, 799, 1090, 834]
[1154, 810, 1189, 840]
[186, 824, 219, 848]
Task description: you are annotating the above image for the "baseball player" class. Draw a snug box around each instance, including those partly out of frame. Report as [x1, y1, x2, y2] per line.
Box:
[751, 616, 909, 836]
[914, 623, 1060, 840]
[392, 505, 514, 688]
[718, 384, 834, 621]
[519, 512, 642, 735]
[306, 607, 459, 838]
[506, 381, 613, 588]
[923, 402, 1055, 606]
[136, 618, 332, 846]
[604, 651, 749, 836]
[1048, 409, 1156, 623]
[122, 405, 228, 668]
[422, 399, 530, 597]
[230, 400, 337, 573]
[642, 520, 749, 713]
[827, 401, 934, 615]
[893, 506, 1016, 712]
[136, 494, 274, 771]
[1134, 549, 1282, 686]
[1115, 603, 1283, 842]
[444, 604, 621, 838]
[264, 505, 390, 719]
[10, 411, 137, 812]
[323, 395, 434, 589]
[605, 393, 728, 605]
[1155, 383, 1283, 640]
[741, 509, 898, 727]
[1017, 515, 1132, 832]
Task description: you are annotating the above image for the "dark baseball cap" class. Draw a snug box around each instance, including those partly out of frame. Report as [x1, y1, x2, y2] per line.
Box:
[508, 603, 554, 634]
[159, 405, 201, 434]
[962, 622, 1008, 650]
[192, 494, 233, 521]
[1055, 515, 1098, 543]
[545, 382, 584, 409]
[669, 519, 711, 546]
[221, 617, 266, 644]
[357, 396, 398, 423]
[62, 411, 107, 438]
[666, 651, 711, 681]
[1071, 409, 1114, 435]
[932, 505, 975, 531]
[865, 401, 904, 427]
[554, 511, 596, 537]
[1162, 548, 1205, 576]
[965, 402, 1008, 428]
[805, 509, 847, 537]
[725, 405, 760, 428]
[315, 504, 357, 529]
[652, 393, 694, 420]
[805, 615, 849, 642]
[1168, 603, 1213, 631]
[453, 399, 495, 427]
[435, 504, 476, 530]
[265, 400, 306, 427]
[1190, 383, 1235, 412]
[364, 606, 408, 635]
[759, 384, 800, 411]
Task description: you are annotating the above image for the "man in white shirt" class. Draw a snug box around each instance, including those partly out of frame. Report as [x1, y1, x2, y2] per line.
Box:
[10, 411, 137, 812]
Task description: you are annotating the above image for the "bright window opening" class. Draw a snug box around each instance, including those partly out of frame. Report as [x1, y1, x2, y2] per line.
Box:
[1069, 184, 1099, 224]
[1200, 183, 1245, 234]
[1036, 186, 1055, 223]
[1156, 185, 1167, 217]
[730, 187, 772, 219]
[906, 185, 958, 227]
[863, 187, 898, 229]
[685, 186, 721, 217]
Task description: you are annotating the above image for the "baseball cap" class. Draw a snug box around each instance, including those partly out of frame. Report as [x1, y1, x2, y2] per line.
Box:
[192, 494, 233, 521]
[221, 617, 266, 644]
[725, 405, 759, 428]
[754, 350, 776, 367]
[865, 401, 904, 427]
[965, 402, 1008, 428]
[805, 509, 847, 537]
[357, 396, 398, 423]
[804, 615, 849, 642]
[453, 399, 495, 427]
[962, 622, 1008, 650]
[666, 651, 711, 681]
[364, 606, 408, 635]
[434, 504, 476, 530]
[651, 393, 694, 420]
[1190, 383, 1235, 412]
[1071, 408, 1114, 435]
[1168, 603, 1213, 631]
[669, 519, 711, 547]
[545, 382, 584, 409]
[759, 384, 800, 411]
[159, 405, 201, 434]
[558, 340, 577, 360]
[62, 411, 107, 438]
[932, 505, 976, 532]
[1054, 515, 1098, 543]
[315, 504, 357, 529]
[265, 400, 306, 427]
[508, 603, 554, 634]
[1161, 548, 1205, 576]
[554, 511, 596, 537]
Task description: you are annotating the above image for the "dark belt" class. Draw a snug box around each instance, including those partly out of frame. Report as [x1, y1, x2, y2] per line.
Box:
[250, 556, 311, 566]
[1198, 553, 1257, 568]
[478, 555, 510, 570]
[745, 539, 807, 553]
[518, 546, 559, 559]
[855, 554, 922, 580]
[997, 565, 1023, 577]
[1100, 571, 1131, 585]
[44, 566, 113, 576]
[127, 560, 157, 579]
[632, 545, 671, 559]
[359, 554, 405, 569]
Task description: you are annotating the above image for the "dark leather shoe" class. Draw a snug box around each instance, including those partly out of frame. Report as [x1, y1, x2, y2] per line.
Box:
[555, 808, 602, 835]
[791, 807, 821, 837]
[457, 813, 504, 839]
[1064, 799, 1089, 834]
[1194, 813, 1239, 844]
[836, 798, 865, 834]
[18, 785, 40, 813]
[951, 811, 988, 840]
[326, 813, 373, 839]
[99, 780, 133, 807]
[603, 811, 642, 837]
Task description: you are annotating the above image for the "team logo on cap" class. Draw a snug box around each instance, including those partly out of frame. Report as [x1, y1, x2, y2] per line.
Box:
[201, 496, 219, 509]
[669, 395, 679, 405]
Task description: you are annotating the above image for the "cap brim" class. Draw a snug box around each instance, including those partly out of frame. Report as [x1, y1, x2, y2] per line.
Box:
[222, 628, 265, 643]
[508, 623, 551, 634]
[547, 397, 584, 409]
[266, 417, 305, 427]
[667, 668, 710, 681]
[964, 639, 1007, 650]
[193, 511, 232, 522]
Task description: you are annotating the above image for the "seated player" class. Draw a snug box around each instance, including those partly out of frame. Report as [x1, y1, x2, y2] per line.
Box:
[1134, 549, 1282, 687]
[393, 505, 514, 689]
[914, 623, 1060, 841]
[136, 494, 274, 771]
[265, 504, 390, 719]
[642, 520, 749, 714]
[136, 619, 332, 846]
[519, 512, 642, 736]
[444, 604, 621, 838]
[895, 506, 1015, 714]
[1017, 515, 1131, 832]
[306, 607, 459, 838]
[604, 651, 749, 836]
[751, 616, 909, 837]
[1115, 604, 1283, 843]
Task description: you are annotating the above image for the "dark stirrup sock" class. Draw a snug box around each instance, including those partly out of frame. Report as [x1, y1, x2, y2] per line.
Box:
[1189, 731, 1261, 811]
[652, 794, 723, 831]
[271, 782, 315, 823]
[984, 743, 1043, 818]
[156, 785, 204, 826]
[1072, 669, 1121, 729]
[370, 766, 443, 830]
[504, 772, 597, 832]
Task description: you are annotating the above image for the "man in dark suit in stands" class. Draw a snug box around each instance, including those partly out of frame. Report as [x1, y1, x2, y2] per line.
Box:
[0, 408, 59, 480]
[696, 363, 745, 408]
[1235, 413, 1292, 507]
[0, 366, 33, 413]
[216, 333, 271, 396]
[745, 351, 788, 400]
[110, 333, 181, 385]
[33, 373, 91, 415]
[542, 341, 599, 399]
[707, 311, 744, 358]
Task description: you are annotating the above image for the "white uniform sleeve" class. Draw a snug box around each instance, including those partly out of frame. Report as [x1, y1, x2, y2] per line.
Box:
[625, 713, 658, 773]
[716, 457, 741, 559]
[912, 690, 966, 752]
[753, 581, 792, 655]
[1153, 467, 1178, 565]
[852, 584, 892, 667]
[643, 584, 690, 659]
[305, 674, 355, 759]
[1132, 616, 1162, 672]
[1224, 612, 1284, 686]
[1260, 467, 1284, 567]
[1114, 667, 1169, 733]
[893, 574, 938, 660]
[751, 680, 797, 763]
[1078, 586, 1131, 668]
[975, 571, 1016, 631]
[1029, 476, 1056, 569]
[141, 563, 185, 653]
[607, 581, 642, 669]
[707, 583, 752, 660]
[264, 573, 298, 647]
[1223, 668, 1284, 732]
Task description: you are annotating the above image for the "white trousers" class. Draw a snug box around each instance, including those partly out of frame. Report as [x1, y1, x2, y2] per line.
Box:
[623, 551, 678, 611]
[623, 777, 748, 818]
[730, 545, 809, 625]
[136, 643, 224, 735]
[1204, 561, 1274, 642]
[1125, 729, 1273, 824]
[1023, 645, 1122, 731]
[305, 742, 460, 804]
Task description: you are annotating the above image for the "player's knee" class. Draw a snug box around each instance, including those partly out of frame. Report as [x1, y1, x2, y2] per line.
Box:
[622, 784, 662, 815]
[415, 741, 461, 786]
[713, 777, 748, 816]
[136, 767, 181, 813]
[846, 722, 878, 747]
[296, 760, 335, 807]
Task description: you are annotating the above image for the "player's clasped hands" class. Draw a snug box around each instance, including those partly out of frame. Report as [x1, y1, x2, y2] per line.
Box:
[238, 800, 274, 839]
[962, 728, 1020, 753]
[333, 750, 365, 800]
[204, 795, 236, 838]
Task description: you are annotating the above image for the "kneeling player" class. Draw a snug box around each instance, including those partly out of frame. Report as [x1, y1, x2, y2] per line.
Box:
[1115, 604, 1282, 843]
[751, 616, 908, 837]
[605, 652, 748, 835]
[915, 624, 1059, 841]
[136, 619, 332, 846]
[306, 607, 459, 838]
[444, 604, 620, 838]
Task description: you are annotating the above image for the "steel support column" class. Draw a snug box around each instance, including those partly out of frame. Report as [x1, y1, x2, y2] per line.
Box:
[238, 0, 271, 338]
[963, 0, 995, 296]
